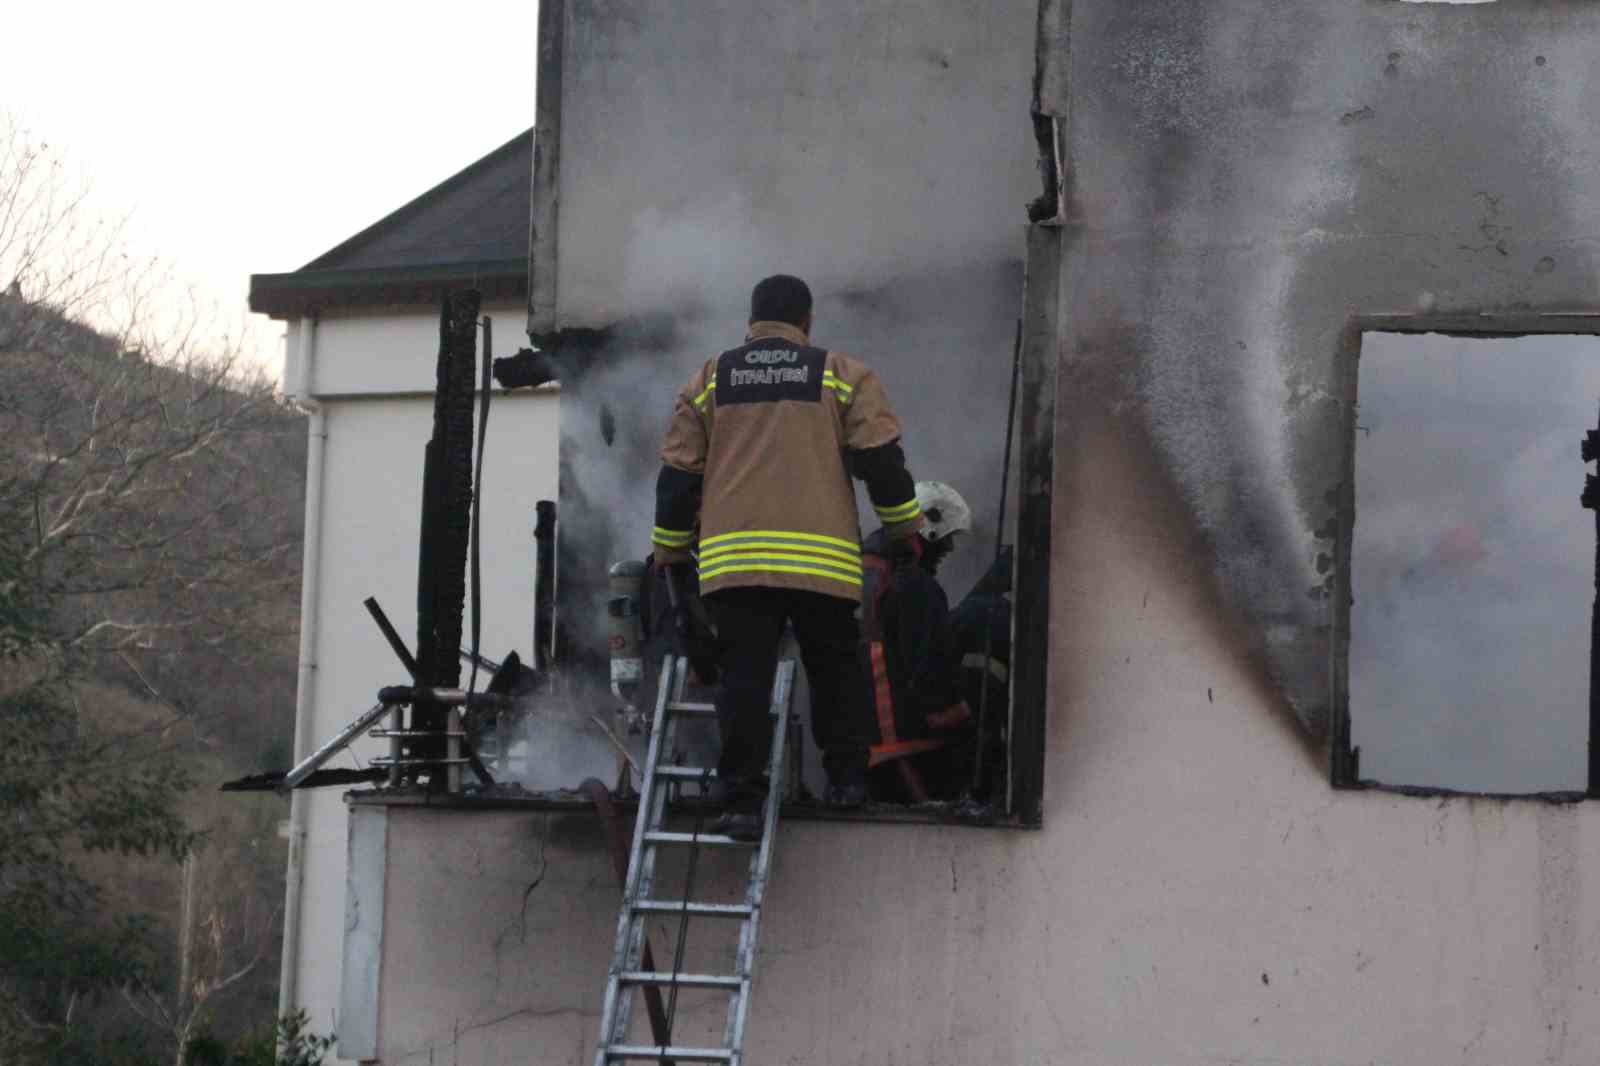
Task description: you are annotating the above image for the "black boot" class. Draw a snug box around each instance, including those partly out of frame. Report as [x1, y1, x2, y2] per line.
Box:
[824, 769, 868, 809]
[712, 778, 766, 840]
[712, 810, 763, 841]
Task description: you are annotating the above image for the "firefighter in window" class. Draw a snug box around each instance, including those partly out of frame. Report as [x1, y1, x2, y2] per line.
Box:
[862, 481, 1011, 803]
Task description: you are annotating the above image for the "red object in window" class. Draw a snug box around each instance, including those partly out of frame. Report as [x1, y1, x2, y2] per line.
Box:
[1434, 522, 1486, 566]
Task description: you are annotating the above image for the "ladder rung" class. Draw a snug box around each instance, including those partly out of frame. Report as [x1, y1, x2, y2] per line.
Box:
[653, 765, 716, 780]
[619, 971, 741, 989]
[633, 900, 754, 918]
[593, 657, 794, 1065]
[645, 831, 757, 848]
[604, 1045, 732, 1062]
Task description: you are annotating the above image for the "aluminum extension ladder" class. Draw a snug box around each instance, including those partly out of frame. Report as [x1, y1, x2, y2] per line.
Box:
[592, 654, 795, 1065]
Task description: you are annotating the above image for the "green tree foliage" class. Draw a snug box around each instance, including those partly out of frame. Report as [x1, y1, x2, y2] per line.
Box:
[196, 1010, 333, 1066]
[0, 498, 193, 1059]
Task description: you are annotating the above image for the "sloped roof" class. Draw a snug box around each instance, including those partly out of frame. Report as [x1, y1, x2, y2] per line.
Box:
[249, 129, 532, 318]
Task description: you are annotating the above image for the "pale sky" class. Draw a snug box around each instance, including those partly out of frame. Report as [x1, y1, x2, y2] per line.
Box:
[3, 0, 540, 378]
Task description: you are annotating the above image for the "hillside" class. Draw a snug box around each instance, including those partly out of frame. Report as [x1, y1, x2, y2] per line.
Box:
[0, 294, 307, 1063]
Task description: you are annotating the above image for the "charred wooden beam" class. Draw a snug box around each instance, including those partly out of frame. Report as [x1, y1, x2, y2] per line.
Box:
[412, 290, 481, 784]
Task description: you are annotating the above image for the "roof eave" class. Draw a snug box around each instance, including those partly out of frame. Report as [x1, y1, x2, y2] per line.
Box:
[248, 259, 527, 320]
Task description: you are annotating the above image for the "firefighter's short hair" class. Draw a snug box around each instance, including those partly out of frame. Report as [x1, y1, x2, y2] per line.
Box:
[750, 274, 812, 328]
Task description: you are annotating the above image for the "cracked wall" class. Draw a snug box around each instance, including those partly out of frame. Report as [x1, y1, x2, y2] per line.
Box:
[366, 728, 1600, 1065]
[373, 809, 612, 1064]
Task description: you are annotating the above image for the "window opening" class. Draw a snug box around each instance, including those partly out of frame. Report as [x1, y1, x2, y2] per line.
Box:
[1340, 330, 1599, 798]
[520, 253, 1056, 829]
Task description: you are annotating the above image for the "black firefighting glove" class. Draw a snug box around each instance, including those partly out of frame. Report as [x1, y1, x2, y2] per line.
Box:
[887, 533, 924, 573]
[663, 563, 720, 684]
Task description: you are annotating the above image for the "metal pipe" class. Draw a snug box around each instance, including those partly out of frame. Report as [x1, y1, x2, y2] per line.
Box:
[279, 315, 323, 1022]
[447, 707, 464, 794]
[459, 648, 502, 673]
[280, 703, 391, 791]
[388, 706, 403, 788]
[375, 685, 509, 707]
[370, 730, 469, 739]
[369, 757, 471, 768]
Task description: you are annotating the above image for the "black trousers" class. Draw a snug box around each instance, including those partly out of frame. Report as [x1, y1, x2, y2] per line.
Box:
[706, 586, 872, 800]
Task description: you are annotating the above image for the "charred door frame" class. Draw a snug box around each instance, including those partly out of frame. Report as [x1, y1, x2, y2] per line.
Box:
[514, 245, 1058, 829]
[1330, 313, 1600, 800]
[1006, 224, 1060, 826]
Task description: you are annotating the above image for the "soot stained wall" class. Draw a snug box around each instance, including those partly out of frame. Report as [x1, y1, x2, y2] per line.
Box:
[531, 0, 1041, 660]
[1055, 0, 1600, 739]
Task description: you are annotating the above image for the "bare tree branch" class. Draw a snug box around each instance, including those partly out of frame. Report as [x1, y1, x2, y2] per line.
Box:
[1, 110, 303, 1062]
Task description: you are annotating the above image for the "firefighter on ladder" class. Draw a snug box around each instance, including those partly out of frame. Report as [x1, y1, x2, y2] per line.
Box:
[652, 274, 924, 839]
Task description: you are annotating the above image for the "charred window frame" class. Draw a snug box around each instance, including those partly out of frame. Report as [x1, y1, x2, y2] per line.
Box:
[1001, 224, 1058, 827]
[529, 229, 1058, 830]
[1330, 316, 1600, 800]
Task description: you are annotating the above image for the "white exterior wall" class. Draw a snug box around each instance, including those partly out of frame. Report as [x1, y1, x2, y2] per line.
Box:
[291, 310, 520, 398]
[305, 1, 1600, 1061]
[282, 305, 560, 1048]
[357, 404, 1600, 1064]
[535, 0, 1039, 332]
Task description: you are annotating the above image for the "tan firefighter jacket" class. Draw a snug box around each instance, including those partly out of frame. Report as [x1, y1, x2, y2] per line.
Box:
[652, 320, 922, 602]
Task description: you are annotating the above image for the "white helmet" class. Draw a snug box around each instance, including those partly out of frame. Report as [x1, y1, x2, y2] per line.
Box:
[915, 481, 972, 542]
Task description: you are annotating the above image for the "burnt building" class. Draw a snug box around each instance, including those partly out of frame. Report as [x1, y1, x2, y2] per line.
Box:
[251, 3, 1600, 1063]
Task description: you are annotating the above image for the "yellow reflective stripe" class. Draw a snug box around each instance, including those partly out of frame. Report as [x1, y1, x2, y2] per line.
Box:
[696, 550, 862, 576]
[874, 499, 921, 522]
[652, 526, 694, 546]
[701, 529, 860, 553]
[961, 653, 1009, 684]
[700, 540, 860, 565]
[825, 364, 851, 398]
[692, 380, 717, 409]
[700, 561, 863, 587]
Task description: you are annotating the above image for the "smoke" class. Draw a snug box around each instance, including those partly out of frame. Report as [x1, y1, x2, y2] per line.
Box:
[498, 659, 731, 796]
[521, 0, 1041, 789]
[551, 250, 1024, 648]
[521, 214, 1024, 794]
[500, 672, 628, 792]
[1061, 0, 1600, 747]
[1348, 333, 1597, 794]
